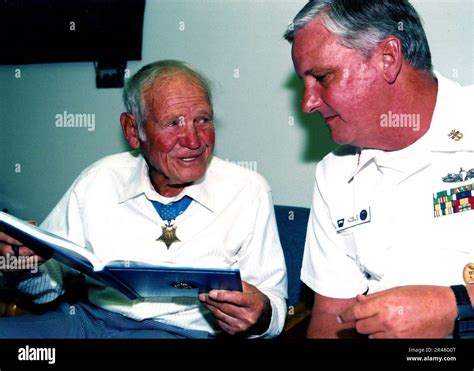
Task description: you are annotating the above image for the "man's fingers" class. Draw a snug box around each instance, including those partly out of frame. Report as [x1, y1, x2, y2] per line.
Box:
[0, 238, 45, 271]
[215, 319, 245, 335]
[368, 332, 387, 339]
[198, 281, 269, 335]
[207, 280, 260, 305]
[0, 232, 32, 259]
[338, 305, 358, 323]
[18, 246, 39, 258]
[200, 299, 244, 333]
[215, 319, 235, 334]
[241, 280, 258, 293]
[207, 289, 248, 307]
[209, 304, 236, 325]
[353, 313, 384, 335]
[356, 293, 370, 302]
[339, 295, 378, 323]
[0, 243, 15, 256]
[0, 242, 44, 261]
[198, 293, 207, 302]
[200, 292, 246, 318]
[0, 232, 22, 246]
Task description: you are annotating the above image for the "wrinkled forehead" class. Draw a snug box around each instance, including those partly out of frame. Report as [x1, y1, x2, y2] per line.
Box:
[144, 73, 212, 117]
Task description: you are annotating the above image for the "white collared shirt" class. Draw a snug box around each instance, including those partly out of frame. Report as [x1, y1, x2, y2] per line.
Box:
[21, 153, 287, 337]
[301, 73, 474, 298]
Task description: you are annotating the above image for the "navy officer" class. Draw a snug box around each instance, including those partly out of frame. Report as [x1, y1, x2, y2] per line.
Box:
[285, 0, 474, 338]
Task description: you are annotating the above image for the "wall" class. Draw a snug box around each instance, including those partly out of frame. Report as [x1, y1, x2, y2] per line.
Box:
[0, 0, 472, 221]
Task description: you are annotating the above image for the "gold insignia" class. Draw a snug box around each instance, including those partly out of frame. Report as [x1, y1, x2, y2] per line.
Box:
[463, 263, 474, 285]
[448, 129, 464, 141]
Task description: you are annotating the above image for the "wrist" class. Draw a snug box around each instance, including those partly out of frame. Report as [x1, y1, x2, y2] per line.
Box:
[248, 296, 272, 336]
[450, 285, 474, 339]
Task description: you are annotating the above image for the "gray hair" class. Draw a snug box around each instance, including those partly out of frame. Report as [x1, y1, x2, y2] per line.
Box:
[123, 60, 213, 141]
[284, 0, 433, 72]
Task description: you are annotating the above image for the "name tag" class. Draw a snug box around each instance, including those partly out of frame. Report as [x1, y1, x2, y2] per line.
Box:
[335, 208, 371, 232]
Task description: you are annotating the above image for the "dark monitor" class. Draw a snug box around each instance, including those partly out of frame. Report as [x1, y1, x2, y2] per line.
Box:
[0, 0, 145, 65]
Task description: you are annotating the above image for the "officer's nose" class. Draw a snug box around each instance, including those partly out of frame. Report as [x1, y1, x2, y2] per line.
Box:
[301, 84, 323, 113]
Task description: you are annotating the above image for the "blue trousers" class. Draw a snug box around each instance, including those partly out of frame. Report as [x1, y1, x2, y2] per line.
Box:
[0, 302, 211, 339]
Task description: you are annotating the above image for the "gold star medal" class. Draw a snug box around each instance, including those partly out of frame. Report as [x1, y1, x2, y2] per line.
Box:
[157, 220, 181, 249]
[151, 196, 192, 249]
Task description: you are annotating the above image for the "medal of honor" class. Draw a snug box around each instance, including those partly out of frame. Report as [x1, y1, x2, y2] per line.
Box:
[463, 263, 474, 285]
[157, 220, 181, 249]
[151, 196, 192, 249]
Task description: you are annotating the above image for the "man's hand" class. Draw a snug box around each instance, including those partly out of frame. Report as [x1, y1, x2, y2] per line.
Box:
[198, 281, 272, 336]
[339, 285, 457, 338]
[0, 232, 45, 272]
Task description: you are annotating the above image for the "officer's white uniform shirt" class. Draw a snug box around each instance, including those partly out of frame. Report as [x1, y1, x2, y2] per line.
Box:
[301, 73, 474, 298]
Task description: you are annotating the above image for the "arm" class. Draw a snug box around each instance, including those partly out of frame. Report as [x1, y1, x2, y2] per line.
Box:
[0, 232, 45, 268]
[1, 183, 85, 305]
[339, 285, 457, 338]
[307, 293, 361, 338]
[0, 232, 64, 305]
[301, 161, 370, 335]
[200, 182, 287, 337]
[198, 281, 272, 336]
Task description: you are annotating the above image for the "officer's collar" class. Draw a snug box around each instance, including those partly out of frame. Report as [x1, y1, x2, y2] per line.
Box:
[348, 72, 471, 181]
[425, 71, 472, 152]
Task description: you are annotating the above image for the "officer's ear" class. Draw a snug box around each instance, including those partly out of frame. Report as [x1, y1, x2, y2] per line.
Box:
[379, 36, 403, 84]
[120, 112, 141, 149]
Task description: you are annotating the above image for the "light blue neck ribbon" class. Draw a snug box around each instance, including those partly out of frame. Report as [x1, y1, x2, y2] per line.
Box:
[151, 196, 193, 221]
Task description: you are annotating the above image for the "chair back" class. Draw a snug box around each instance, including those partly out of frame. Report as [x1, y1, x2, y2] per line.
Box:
[274, 205, 311, 307]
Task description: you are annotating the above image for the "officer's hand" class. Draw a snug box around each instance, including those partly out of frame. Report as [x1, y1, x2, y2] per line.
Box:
[0, 232, 45, 272]
[198, 281, 272, 336]
[338, 285, 457, 338]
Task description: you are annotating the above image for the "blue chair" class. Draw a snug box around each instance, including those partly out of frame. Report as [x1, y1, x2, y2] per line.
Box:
[274, 205, 313, 336]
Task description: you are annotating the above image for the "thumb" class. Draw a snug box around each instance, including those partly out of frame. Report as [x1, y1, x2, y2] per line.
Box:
[356, 294, 369, 303]
[241, 280, 258, 293]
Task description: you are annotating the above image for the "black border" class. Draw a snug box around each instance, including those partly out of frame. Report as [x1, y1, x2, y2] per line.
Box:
[1, 339, 473, 368]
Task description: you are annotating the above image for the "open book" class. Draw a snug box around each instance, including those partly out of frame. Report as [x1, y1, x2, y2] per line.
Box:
[0, 212, 242, 300]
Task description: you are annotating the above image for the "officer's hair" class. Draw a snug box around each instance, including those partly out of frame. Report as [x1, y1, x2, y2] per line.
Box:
[284, 0, 433, 73]
[123, 60, 213, 141]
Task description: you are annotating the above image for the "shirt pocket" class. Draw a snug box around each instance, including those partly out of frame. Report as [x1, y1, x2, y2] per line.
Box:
[336, 218, 390, 282]
[336, 227, 373, 277]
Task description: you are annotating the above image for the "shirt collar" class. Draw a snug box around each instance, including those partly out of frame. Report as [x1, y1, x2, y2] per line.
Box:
[119, 153, 216, 212]
[425, 71, 473, 151]
[347, 71, 470, 181]
[180, 167, 216, 212]
[346, 147, 376, 182]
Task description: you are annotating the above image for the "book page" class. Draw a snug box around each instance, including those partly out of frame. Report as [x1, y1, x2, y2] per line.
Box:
[0, 211, 102, 270]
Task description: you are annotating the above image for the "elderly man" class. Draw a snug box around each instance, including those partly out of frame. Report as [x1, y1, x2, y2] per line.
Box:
[0, 60, 287, 338]
[285, 0, 474, 338]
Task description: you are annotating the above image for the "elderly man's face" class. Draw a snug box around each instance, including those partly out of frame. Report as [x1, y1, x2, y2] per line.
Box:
[292, 19, 386, 147]
[140, 74, 215, 193]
